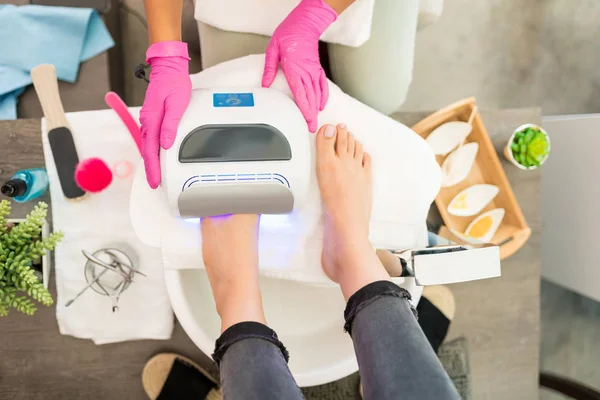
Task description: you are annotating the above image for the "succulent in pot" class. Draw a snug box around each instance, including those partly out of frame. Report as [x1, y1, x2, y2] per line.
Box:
[0, 201, 63, 316]
[504, 124, 550, 170]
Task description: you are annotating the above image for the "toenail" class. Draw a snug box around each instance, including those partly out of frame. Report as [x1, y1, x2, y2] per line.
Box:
[338, 124, 346, 129]
[324, 125, 335, 138]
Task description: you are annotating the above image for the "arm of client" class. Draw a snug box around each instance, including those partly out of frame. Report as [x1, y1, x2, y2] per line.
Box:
[140, 0, 192, 189]
[262, 0, 356, 133]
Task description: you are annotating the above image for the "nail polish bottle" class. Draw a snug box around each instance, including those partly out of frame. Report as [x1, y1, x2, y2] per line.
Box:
[1, 168, 49, 203]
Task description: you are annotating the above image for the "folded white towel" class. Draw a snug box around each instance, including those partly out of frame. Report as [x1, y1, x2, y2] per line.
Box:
[129, 55, 441, 291]
[42, 112, 173, 344]
[194, 0, 375, 47]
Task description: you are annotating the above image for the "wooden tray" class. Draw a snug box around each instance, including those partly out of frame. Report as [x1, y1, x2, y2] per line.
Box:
[411, 98, 531, 260]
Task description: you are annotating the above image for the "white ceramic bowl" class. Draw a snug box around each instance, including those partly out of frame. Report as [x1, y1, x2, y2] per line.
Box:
[165, 269, 421, 387]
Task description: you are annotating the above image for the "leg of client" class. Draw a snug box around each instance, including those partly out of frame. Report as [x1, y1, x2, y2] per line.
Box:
[316, 123, 461, 400]
[201, 215, 304, 400]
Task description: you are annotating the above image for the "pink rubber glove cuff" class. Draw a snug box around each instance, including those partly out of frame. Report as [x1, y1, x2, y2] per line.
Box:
[146, 41, 191, 62]
[262, 0, 337, 133]
[140, 41, 192, 189]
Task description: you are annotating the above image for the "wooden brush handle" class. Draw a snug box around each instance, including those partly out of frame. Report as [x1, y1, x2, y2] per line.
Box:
[31, 64, 70, 132]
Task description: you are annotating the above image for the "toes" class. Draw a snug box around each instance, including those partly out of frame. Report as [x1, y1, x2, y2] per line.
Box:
[347, 133, 356, 157]
[355, 142, 364, 161]
[335, 124, 349, 156]
[363, 153, 372, 171]
[316, 124, 337, 156]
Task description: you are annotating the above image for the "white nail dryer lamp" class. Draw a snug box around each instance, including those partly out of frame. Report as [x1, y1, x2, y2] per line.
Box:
[161, 88, 310, 218]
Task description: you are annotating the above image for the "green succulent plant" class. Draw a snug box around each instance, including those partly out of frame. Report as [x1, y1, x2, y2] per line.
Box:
[510, 126, 550, 168]
[0, 201, 63, 316]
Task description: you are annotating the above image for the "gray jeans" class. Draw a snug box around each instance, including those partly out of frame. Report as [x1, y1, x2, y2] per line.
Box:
[215, 281, 461, 400]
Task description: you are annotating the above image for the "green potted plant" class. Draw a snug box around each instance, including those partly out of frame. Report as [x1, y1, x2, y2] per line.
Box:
[0, 201, 63, 316]
[504, 124, 551, 170]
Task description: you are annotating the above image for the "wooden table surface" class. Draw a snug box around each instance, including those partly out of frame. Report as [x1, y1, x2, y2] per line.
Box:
[0, 110, 541, 399]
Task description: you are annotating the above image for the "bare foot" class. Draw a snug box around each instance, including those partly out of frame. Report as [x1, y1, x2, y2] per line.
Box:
[201, 214, 266, 332]
[316, 124, 390, 300]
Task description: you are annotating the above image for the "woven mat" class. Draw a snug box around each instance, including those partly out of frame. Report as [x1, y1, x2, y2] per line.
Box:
[301, 337, 471, 400]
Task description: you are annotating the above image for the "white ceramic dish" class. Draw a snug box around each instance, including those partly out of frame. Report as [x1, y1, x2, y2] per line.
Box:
[441, 142, 479, 187]
[447, 184, 500, 217]
[426, 121, 472, 156]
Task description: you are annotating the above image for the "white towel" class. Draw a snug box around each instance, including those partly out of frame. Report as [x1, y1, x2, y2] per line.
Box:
[194, 0, 375, 47]
[42, 113, 174, 344]
[129, 54, 441, 287]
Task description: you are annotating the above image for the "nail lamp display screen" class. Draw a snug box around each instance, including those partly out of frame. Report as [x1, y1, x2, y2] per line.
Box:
[179, 124, 292, 163]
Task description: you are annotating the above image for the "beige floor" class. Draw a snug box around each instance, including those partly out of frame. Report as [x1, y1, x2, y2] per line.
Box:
[402, 0, 600, 116]
[404, 1, 600, 398]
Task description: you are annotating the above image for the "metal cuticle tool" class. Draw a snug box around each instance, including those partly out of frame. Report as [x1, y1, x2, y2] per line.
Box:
[65, 248, 144, 311]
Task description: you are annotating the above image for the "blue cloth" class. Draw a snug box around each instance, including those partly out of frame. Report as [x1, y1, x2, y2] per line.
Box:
[0, 5, 114, 120]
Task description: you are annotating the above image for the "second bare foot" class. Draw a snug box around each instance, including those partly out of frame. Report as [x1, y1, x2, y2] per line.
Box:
[316, 124, 390, 300]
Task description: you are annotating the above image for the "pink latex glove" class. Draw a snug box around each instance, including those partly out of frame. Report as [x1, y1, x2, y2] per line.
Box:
[140, 41, 192, 189]
[262, 0, 337, 133]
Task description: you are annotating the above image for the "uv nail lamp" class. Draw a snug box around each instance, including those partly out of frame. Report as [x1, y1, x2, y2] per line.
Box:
[161, 88, 311, 218]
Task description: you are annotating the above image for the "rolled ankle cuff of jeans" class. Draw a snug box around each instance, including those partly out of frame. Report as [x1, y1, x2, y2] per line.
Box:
[212, 321, 289, 366]
[344, 280, 416, 335]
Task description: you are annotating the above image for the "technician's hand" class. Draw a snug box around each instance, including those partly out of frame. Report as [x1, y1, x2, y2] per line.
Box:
[262, 0, 338, 133]
[140, 41, 192, 189]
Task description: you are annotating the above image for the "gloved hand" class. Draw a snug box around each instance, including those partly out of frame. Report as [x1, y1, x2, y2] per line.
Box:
[140, 41, 192, 189]
[262, 0, 337, 133]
